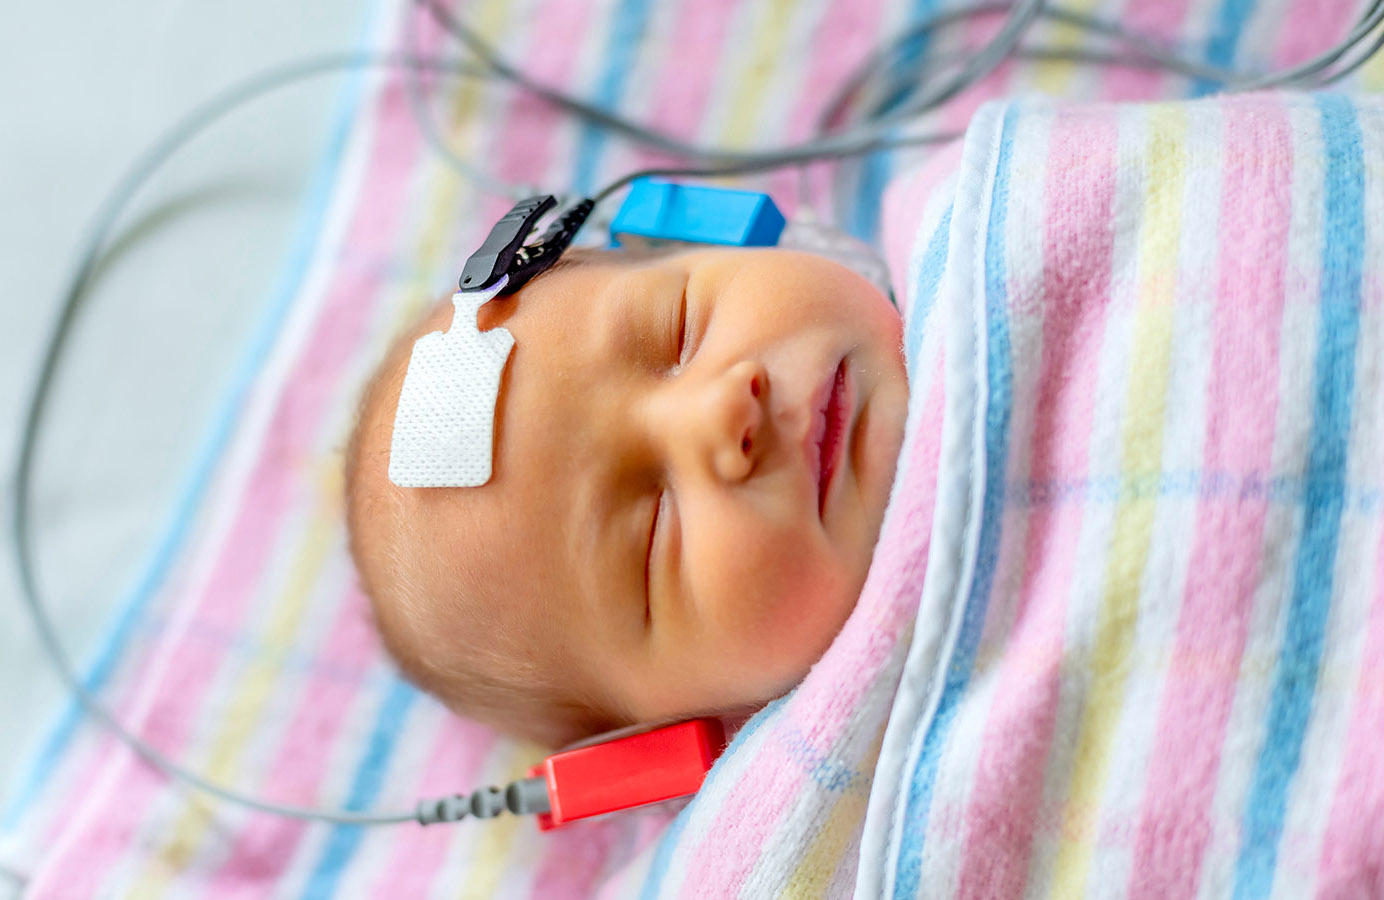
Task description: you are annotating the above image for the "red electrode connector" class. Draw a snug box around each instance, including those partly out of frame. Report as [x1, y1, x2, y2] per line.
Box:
[529, 717, 726, 830]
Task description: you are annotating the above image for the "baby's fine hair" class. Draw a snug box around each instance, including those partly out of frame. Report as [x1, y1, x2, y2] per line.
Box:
[342, 314, 618, 749]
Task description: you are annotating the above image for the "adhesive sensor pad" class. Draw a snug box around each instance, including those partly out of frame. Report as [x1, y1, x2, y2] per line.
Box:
[388, 277, 513, 488]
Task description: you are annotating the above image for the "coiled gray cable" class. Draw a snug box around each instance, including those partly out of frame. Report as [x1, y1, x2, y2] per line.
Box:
[12, 0, 1384, 829]
[7, 48, 954, 828]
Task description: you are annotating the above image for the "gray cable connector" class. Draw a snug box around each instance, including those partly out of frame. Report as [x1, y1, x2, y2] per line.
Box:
[504, 776, 552, 816]
[415, 776, 551, 825]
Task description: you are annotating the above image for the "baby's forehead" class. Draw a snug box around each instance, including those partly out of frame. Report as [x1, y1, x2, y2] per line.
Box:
[371, 292, 588, 538]
[364, 249, 673, 583]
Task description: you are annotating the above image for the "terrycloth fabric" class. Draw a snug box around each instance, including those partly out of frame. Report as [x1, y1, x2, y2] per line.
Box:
[856, 91, 1384, 899]
[6, 0, 1384, 897]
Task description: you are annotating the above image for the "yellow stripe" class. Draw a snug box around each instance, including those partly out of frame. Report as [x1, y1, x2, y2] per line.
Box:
[1361, 47, 1384, 91]
[720, 0, 799, 146]
[778, 730, 884, 898]
[1049, 104, 1185, 896]
[130, 465, 343, 894]
[455, 747, 539, 900]
[1030, 0, 1104, 95]
[779, 789, 870, 898]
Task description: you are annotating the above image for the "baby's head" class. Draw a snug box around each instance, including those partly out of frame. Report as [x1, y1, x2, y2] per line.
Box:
[346, 246, 907, 747]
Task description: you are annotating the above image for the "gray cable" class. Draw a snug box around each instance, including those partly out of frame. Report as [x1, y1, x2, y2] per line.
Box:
[1235, 0, 1384, 89]
[591, 131, 966, 204]
[804, 0, 1381, 223]
[827, 0, 1384, 130]
[402, 4, 528, 199]
[416, 0, 989, 166]
[0, 861, 27, 886]
[13, 0, 1384, 831]
[818, 3, 1242, 134]
[415, 0, 1381, 226]
[1313, 1, 1384, 87]
[10, 51, 483, 828]
[421, 0, 1381, 163]
[871, 0, 1046, 131]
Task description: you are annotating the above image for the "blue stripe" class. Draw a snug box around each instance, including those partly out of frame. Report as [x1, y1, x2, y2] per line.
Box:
[638, 695, 786, 900]
[637, 796, 694, 900]
[904, 203, 952, 383]
[1193, 0, 1254, 95]
[0, 0, 381, 834]
[1230, 94, 1364, 900]
[570, 0, 655, 195]
[892, 107, 1016, 900]
[847, 153, 896, 244]
[299, 679, 418, 899]
[845, 0, 940, 242]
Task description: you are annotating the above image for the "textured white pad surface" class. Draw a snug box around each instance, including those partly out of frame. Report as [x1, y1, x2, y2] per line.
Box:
[388, 278, 513, 488]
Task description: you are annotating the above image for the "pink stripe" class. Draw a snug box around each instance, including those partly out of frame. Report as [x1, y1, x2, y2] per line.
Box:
[529, 818, 634, 898]
[769, 0, 891, 212]
[29, 54, 429, 891]
[629, 0, 738, 172]
[1101, 0, 1193, 101]
[363, 719, 500, 897]
[489, 0, 602, 194]
[938, 11, 1020, 135]
[199, 589, 393, 897]
[677, 341, 945, 894]
[34, 641, 159, 849]
[1274, 0, 1360, 68]
[593, 815, 681, 900]
[955, 106, 1119, 900]
[1315, 432, 1384, 896]
[1127, 98, 1291, 898]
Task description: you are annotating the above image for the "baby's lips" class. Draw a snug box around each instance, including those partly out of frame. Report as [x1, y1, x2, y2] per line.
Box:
[816, 359, 851, 518]
[798, 356, 846, 518]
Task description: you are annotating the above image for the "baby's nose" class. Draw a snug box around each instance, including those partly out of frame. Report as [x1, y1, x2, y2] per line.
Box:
[696, 360, 768, 483]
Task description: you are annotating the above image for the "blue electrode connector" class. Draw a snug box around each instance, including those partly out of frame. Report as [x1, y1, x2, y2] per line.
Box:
[450, 182, 786, 313]
[609, 180, 785, 249]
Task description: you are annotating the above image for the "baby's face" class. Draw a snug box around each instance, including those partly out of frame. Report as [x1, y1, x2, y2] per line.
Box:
[377, 247, 907, 727]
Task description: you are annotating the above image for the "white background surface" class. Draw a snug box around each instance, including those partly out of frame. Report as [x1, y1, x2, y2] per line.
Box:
[1, 2, 371, 890]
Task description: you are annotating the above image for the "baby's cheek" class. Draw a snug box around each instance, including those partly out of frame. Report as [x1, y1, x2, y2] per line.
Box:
[707, 531, 855, 675]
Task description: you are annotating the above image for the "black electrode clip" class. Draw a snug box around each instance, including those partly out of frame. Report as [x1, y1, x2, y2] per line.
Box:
[459, 194, 596, 296]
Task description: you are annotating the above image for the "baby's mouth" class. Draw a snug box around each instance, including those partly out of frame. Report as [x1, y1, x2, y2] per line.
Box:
[813, 358, 850, 518]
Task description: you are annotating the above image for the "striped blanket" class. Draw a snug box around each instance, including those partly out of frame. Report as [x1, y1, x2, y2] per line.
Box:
[5, 0, 1383, 898]
[865, 91, 1384, 899]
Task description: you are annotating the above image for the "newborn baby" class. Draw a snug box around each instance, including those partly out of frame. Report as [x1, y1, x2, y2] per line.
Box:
[346, 247, 908, 747]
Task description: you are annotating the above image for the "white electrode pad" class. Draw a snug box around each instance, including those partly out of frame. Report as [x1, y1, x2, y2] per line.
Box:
[388, 277, 513, 488]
